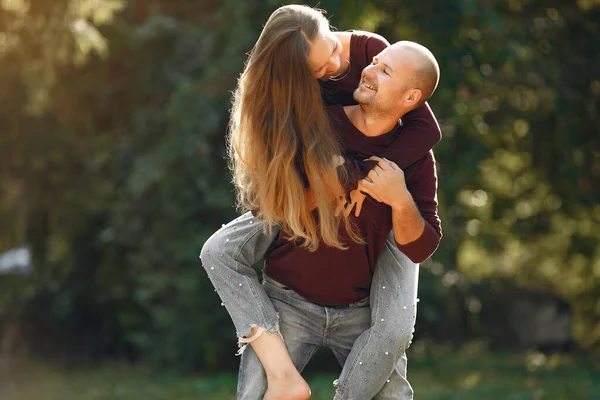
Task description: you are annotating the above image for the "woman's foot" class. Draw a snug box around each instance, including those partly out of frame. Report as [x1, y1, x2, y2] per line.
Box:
[264, 372, 311, 400]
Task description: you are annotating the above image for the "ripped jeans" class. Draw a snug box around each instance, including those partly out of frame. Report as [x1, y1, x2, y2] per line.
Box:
[200, 212, 419, 399]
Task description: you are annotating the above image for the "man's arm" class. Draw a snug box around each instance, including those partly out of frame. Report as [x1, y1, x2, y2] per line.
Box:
[389, 196, 425, 245]
[356, 152, 441, 263]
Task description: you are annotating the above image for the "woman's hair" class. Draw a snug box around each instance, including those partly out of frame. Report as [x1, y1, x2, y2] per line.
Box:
[227, 4, 362, 251]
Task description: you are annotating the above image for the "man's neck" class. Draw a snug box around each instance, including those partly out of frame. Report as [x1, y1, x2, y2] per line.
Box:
[344, 105, 402, 137]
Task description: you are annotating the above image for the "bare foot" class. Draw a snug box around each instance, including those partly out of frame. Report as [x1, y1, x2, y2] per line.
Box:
[263, 372, 311, 400]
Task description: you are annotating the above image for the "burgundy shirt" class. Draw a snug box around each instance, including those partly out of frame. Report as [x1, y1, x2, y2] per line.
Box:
[262, 32, 442, 306]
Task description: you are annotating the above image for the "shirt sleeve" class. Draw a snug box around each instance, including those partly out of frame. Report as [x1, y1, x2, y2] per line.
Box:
[393, 150, 442, 262]
[396, 102, 442, 166]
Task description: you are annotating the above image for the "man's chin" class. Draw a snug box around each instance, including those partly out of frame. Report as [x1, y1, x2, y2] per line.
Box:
[353, 89, 374, 104]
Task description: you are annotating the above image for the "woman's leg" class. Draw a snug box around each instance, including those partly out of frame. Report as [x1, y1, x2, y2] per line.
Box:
[238, 276, 325, 399]
[334, 231, 419, 400]
[200, 212, 310, 399]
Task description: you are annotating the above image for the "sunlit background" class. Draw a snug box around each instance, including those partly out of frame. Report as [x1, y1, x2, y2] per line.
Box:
[0, 0, 599, 399]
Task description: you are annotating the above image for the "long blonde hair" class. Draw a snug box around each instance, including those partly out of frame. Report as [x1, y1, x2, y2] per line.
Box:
[228, 5, 362, 251]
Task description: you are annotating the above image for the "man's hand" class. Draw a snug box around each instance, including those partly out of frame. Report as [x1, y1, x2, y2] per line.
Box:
[357, 156, 412, 209]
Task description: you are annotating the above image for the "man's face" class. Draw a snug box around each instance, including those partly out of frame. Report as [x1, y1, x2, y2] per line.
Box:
[353, 46, 415, 112]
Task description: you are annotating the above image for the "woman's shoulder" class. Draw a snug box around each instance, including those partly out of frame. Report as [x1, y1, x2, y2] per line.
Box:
[349, 30, 389, 44]
[348, 30, 390, 63]
[350, 30, 390, 49]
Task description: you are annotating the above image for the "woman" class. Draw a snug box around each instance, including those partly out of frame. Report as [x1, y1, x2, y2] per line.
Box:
[201, 4, 441, 399]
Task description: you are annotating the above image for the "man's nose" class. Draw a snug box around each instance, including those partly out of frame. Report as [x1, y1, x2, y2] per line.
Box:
[362, 64, 377, 79]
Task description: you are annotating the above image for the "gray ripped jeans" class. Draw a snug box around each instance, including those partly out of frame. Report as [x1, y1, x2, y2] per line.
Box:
[200, 212, 419, 399]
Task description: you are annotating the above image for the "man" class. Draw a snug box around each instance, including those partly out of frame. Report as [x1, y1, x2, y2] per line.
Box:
[202, 41, 441, 400]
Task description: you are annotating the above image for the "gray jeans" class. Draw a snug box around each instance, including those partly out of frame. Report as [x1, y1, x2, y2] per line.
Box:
[200, 212, 419, 399]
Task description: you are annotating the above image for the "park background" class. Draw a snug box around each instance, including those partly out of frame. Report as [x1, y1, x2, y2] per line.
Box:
[0, 0, 599, 398]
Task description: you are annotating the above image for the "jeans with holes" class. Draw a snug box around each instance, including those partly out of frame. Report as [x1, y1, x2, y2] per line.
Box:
[200, 211, 419, 399]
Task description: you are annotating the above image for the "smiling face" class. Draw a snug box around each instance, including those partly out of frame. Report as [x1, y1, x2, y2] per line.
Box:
[353, 41, 439, 117]
[353, 45, 418, 115]
[307, 28, 343, 80]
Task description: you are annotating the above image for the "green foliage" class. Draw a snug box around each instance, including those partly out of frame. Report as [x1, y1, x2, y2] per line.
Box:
[0, 0, 598, 370]
[0, 0, 264, 368]
[337, 0, 600, 349]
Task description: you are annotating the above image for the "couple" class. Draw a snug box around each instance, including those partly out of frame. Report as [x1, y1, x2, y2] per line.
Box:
[200, 4, 441, 400]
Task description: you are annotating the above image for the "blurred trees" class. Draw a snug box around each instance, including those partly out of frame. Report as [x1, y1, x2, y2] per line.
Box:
[0, 0, 598, 370]
[1, 0, 273, 368]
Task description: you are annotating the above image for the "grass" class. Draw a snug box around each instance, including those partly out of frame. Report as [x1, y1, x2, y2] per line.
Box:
[1, 343, 598, 400]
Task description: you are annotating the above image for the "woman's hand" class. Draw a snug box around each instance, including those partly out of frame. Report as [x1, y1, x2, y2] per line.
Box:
[343, 188, 367, 217]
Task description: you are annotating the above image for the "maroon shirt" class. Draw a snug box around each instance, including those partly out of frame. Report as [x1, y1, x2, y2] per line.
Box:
[262, 31, 442, 306]
[264, 107, 440, 306]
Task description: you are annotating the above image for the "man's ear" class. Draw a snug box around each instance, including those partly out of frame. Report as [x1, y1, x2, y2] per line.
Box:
[403, 89, 423, 108]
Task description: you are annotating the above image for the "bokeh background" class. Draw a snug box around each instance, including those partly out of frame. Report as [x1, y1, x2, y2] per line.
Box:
[0, 0, 599, 399]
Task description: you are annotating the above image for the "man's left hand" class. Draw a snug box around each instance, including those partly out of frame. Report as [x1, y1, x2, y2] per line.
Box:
[357, 156, 412, 209]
